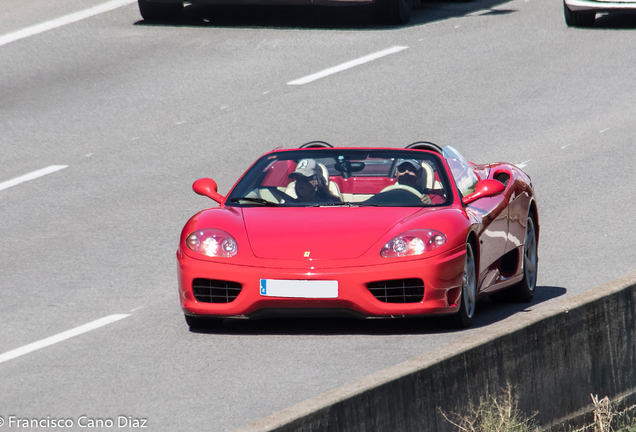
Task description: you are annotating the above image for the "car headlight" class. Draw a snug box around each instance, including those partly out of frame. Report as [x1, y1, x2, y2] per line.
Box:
[381, 229, 446, 258]
[186, 229, 238, 258]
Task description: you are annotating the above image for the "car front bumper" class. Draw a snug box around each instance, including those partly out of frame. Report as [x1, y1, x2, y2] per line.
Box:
[565, 0, 636, 12]
[177, 246, 466, 319]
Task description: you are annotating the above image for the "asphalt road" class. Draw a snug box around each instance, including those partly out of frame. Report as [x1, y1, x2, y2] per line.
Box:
[1, 1, 635, 431]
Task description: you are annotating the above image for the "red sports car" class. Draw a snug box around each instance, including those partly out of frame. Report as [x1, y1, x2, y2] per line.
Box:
[177, 142, 539, 329]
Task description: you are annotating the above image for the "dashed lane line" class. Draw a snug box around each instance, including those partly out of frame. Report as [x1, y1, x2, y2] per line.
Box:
[0, 0, 136, 48]
[0, 165, 68, 192]
[0, 314, 130, 365]
[287, 46, 409, 86]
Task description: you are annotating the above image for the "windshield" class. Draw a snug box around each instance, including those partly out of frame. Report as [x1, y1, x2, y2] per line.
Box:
[442, 146, 479, 197]
[227, 149, 452, 207]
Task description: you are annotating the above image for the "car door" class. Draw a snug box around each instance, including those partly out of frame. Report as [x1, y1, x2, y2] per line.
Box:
[466, 195, 509, 273]
[443, 146, 508, 276]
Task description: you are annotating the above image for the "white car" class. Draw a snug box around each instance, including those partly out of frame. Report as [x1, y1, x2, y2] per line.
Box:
[564, 0, 636, 26]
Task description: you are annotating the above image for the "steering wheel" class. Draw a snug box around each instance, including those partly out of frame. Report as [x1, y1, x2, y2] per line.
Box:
[379, 184, 423, 198]
[260, 187, 298, 204]
[364, 189, 423, 205]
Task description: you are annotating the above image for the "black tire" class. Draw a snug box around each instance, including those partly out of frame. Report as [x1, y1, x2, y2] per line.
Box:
[489, 214, 538, 303]
[378, 0, 413, 25]
[454, 242, 477, 329]
[564, 1, 595, 27]
[185, 314, 223, 330]
[510, 215, 538, 302]
[138, 0, 183, 22]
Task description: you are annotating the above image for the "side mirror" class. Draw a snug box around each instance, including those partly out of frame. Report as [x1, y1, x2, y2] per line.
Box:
[193, 178, 225, 204]
[462, 179, 505, 205]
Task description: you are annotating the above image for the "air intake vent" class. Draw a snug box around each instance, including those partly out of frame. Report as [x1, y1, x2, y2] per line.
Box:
[367, 278, 424, 303]
[495, 172, 510, 187]
[193, 279, 242, 303]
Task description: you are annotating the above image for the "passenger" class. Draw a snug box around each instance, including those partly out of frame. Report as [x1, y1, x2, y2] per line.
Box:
[289, 159, 341, 203]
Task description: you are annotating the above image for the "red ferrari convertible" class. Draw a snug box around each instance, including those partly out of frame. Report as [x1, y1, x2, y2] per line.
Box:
[177, 142, 539, 329]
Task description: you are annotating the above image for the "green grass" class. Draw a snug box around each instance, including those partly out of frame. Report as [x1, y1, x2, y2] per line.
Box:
[615, 412, 636, 431]
[439, 387, 636, 432]
[439, 384, 537, 432]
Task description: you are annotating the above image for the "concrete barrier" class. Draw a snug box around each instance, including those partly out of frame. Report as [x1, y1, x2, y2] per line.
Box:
[234, 272, 636, 432]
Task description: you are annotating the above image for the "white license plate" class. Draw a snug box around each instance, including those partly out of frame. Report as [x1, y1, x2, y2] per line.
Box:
[259, 279, 338, 299]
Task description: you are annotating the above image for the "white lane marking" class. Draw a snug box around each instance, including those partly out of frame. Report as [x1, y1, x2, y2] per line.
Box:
[0, 165, 68, 191]
[561, 144, 572, 149]
[287, 46, 409, 86]
[0, 0, 136, 48]
[600, 127, 610, 133]
[515, 160, 531, 168]
[0, 314, 130, 365]
[130, 306, 144, 312]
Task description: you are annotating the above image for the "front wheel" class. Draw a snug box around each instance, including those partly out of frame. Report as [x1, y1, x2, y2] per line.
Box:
[138, 0, 183, 22]
[563, 1, 595, 27]
[378, 0, 413, 25]
[454, 242, 477, 328]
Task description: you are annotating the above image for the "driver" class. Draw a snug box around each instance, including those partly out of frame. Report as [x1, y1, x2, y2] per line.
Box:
[395, 160, 422, 188]
[395, 160, 432, 204]
[289, 159, 341, 203]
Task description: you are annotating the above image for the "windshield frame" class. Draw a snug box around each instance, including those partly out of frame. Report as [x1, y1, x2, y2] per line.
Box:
[225, 149, 455, 208]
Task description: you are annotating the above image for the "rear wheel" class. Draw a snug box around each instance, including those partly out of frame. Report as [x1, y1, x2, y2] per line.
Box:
[490, 214, 538, 303]
[454, 242, 477, 328]
[185, 314, 223, 330]
[563, 1, 595, 27]
[138, 0, 183, 22]
[511, 215, 538, 302]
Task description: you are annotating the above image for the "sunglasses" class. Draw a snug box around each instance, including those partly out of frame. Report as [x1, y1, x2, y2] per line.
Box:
[397, 167, 418, 175]
[297, 175, 318, 184]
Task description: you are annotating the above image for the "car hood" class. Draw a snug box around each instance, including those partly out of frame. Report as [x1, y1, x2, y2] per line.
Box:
[242, 207, 421, 260]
